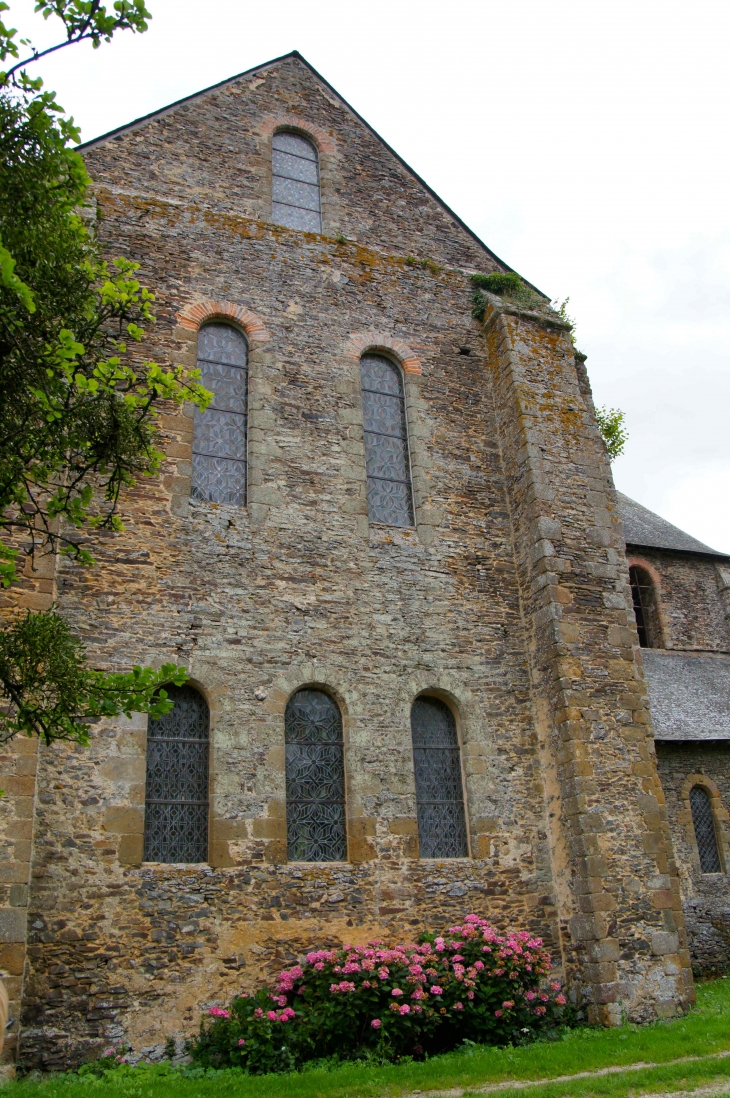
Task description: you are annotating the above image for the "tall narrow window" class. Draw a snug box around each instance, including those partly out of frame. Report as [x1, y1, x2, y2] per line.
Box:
[411, 696, 468, 859]
[272, 131, 322, 233]
[629, 565, 661, 648]
[143, 684, 209, 863]
[285, 689, 346, 862]
[191, 323, 248, 506]
[360, 354, 414, 527]
[690, 785, 722, 873]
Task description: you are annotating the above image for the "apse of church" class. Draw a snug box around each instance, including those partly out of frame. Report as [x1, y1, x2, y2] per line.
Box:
[9, 50, 730, 1071]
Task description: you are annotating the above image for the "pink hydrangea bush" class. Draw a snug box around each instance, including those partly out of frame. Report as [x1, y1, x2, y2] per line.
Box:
[191, 915, 569, 1073]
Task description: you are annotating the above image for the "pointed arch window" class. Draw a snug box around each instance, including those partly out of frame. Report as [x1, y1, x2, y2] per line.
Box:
[143, 684, 209, 863]
[272, 131, 322, 233]
[411, 696, 468, 858]
[360, 353, 414, 527]
[285, 689, 347, 862]
[191, 323, 248, 506]
[690, 784, 722, 873]
[629, 565, 661, 648]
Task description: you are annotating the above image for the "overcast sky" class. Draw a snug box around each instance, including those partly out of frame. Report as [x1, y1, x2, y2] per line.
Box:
[8, 0, 730, 552]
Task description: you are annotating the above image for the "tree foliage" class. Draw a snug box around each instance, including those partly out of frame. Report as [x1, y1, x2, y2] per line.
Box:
[0, 3, 211, 743]
[595, 405, 628, 462]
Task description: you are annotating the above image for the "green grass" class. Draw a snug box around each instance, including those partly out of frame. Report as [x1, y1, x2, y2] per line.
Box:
[9, 978, 730, 1098]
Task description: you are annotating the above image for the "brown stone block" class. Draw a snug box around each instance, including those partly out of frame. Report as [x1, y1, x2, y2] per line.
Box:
[0, 864, 29, 885]
[101, 757, 145, 782]
[349, 837, 376, 863]
[349, 816, 376, 839]
[472, 834, 492, 858]
[0, 908, 27, 943]
[0, 776, 35, 797]
[264, 840, 287, 865]
[211, 818, 248, 841]
[251, 817, 286, 840]
[388, 817, 418, 836]
[209, 841, 235, 868]
[103, 806, 144, 834]
[0, 942, 25, 975]
[117, 834, 143, 866]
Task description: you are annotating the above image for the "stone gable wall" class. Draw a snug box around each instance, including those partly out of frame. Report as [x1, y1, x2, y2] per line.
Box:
[7, 55, 694, 1071]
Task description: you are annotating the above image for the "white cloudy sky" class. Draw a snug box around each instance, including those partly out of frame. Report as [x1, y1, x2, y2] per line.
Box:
[7, 0, 730, 552]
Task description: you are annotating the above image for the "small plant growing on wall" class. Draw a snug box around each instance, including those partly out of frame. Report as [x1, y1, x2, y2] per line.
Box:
[470, 272, 541, 319]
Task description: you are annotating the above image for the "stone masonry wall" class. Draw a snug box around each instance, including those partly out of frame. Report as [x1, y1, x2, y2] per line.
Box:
[627, 549, 730, 652]
[11, 54, 694, 1069]
[17, 56, 558, 1069]
[655, 741, 730, 975]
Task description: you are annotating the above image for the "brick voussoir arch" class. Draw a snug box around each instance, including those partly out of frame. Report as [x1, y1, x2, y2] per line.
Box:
[177, 300, 271, 344]
[344, 332, 422, 375]
[259, 115, 336, 155]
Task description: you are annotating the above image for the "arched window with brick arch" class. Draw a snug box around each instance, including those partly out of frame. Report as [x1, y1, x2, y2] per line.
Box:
[191, 322, 248, 506]
[629, 564, 662, 648]
[360, 353, 414, 527]
[143, 684, 209, 863]
[411, 695, 469, 858]
[272, 131, 322, 233]
[690, 784, 722, 873]
[285, 689, 347, 862]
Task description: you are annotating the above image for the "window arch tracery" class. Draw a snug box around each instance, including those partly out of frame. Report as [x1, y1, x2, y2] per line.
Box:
[191, 322, 248, 506]
[410, 695, 468, 858]
[143, 684, 209, 863]
[272, 131, 322, 233]
[360, 353, 414, 527]
[285, 689, 347, 862]
[689, 784, 722, 873]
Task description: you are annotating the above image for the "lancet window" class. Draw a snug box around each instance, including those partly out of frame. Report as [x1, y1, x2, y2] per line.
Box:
[629, 565, 661, 648]
[360, 353, 414, 527]
[285, 689, 347, 862]
[191, 323, 248, 506]
[410, 695, 468, 858]
[690, 784, 722, 873]
[143, 684, 209, 863]
[272, 131, 322, 232]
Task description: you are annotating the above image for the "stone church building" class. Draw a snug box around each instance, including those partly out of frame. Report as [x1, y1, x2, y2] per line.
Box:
[1, 51, 729, 1071]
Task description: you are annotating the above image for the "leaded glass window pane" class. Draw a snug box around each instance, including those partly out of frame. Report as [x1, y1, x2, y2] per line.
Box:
[629, 566, 661, 648]
[360, 354, 414, 527]
[690, 785, 722, 873]
[272, 131, 322, 233]
[411, 696, 468, 859]
[192, 324, 248, 506]
[143, 684, 209, 863]
[285, 689, 347, 862]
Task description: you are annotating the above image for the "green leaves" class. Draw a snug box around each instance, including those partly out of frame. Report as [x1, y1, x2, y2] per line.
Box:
[595, 405, 629, 462]
[0, 609, 188, 744]
[2, 1, 152, 85]
[0, 44, 209, 745]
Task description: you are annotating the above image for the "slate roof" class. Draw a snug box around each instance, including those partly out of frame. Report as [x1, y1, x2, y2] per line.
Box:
[617, 492, 728, 558]
[643, 651, 730, 740]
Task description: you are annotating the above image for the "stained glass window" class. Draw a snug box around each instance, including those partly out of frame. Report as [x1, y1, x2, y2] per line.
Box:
[690, 785, 722, 873]
[360, 354, 414, 527]
[143, 684, 209, 863]
[629, 566, 660, 648]
[285, 689, 347, 862]
[191, 323, 248, 506]
[272, 131, 322, 233]
[411, 696, 468, 859]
